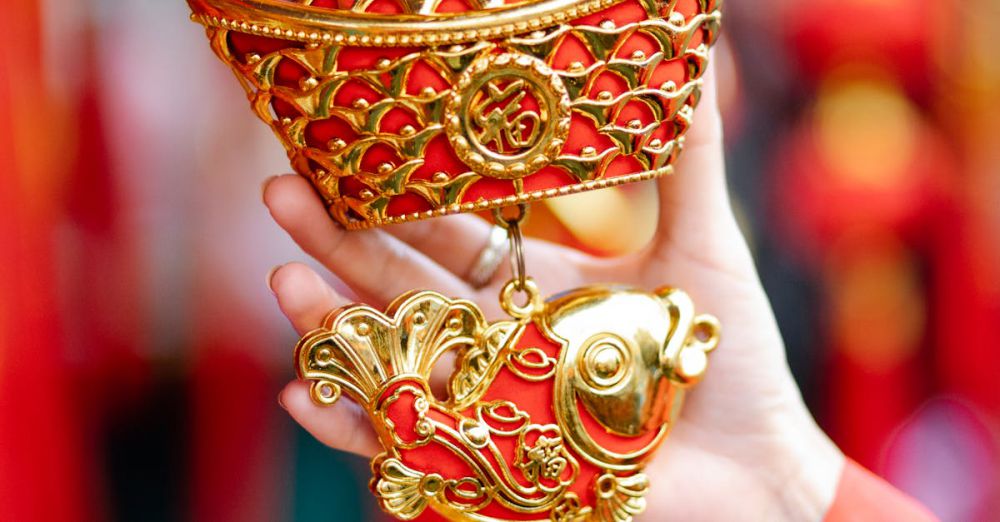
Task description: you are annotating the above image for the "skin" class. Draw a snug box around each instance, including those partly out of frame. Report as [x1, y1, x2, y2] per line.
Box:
[263, 64, 844, 520]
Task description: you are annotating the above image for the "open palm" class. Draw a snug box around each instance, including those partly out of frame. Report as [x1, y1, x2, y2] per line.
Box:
[264, 66, 843, 521]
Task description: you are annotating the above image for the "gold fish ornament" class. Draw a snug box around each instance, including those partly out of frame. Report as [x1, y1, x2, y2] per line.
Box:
[297, 279, 719, 520]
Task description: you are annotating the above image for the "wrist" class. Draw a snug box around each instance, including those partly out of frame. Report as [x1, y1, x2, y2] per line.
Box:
[763, 401, 845, 521]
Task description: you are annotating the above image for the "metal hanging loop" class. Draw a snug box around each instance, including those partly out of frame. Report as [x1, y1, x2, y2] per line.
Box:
[492, 204, 541, 318]
[491, 204, 529, 291]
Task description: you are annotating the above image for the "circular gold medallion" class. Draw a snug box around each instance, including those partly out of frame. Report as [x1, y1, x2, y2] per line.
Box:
[445, 52, 571, 179]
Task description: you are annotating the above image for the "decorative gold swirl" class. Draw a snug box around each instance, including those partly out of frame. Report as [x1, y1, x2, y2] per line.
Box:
[505, 345, 558, 381]
[593, 473, 650, 521]
[295, 291, 489, 407]
[448, 321, 524, 409]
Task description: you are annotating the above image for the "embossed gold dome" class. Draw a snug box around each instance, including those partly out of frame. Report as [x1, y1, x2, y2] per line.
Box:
[188, 0, 721, 228]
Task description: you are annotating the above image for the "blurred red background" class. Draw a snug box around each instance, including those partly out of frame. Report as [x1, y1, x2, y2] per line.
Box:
[2, 0, 999, 520]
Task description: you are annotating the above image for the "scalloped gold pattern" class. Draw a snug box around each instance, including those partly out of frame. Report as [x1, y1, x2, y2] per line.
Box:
[189, 0, 721, 228]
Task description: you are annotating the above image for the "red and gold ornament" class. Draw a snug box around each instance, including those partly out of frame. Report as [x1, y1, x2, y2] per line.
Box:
[187, 0, 723, 519]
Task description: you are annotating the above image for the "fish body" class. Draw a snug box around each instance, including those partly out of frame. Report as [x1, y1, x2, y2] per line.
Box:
[297, 284, 718, 521]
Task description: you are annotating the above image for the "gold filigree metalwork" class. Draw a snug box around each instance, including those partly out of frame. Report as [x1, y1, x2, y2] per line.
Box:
[593, 473, 650, 521]
[446, 52, 571, 179]
[188, 0, 722, 228]
[295, 278, 719, 520]
[473, 81, 541, 152]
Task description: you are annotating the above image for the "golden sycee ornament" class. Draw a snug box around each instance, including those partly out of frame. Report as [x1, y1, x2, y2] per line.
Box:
[187, 0, 720, 228]
[187, 0, 723, 519]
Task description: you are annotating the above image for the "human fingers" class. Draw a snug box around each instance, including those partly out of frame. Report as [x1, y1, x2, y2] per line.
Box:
[263, 175, 471, 307]
[383, 214, 497, 281]
[270, 261, 348, 335]
[385, 209, 597, 294]
[270, 263, 383, 457]
[279, 380, 382, 458]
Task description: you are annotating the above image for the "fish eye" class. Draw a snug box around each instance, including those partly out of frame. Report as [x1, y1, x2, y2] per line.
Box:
[578, 335, 631, 391]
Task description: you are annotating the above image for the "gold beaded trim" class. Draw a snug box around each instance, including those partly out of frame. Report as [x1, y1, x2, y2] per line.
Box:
[188, 0, 624, 47]
[338, 164, 671, 229]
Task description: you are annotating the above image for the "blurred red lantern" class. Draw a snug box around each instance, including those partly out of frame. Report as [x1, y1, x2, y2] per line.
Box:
[771, 75, 952, 257]
[778, 0, 952, 93]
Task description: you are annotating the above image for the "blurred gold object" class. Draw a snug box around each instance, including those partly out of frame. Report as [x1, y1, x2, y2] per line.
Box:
[296, 276, 719, 520]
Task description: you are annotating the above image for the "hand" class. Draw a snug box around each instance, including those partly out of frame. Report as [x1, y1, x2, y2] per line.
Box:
[263, 64, 844, 520]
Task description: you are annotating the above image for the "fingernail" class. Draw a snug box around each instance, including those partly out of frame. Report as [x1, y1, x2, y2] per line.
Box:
[266, 264, 284, 295]
[261, 175, 279, 204]
[277, 390, 288, 411]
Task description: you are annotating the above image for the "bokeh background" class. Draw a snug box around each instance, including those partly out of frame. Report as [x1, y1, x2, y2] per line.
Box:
[2, 0, 999, 520]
